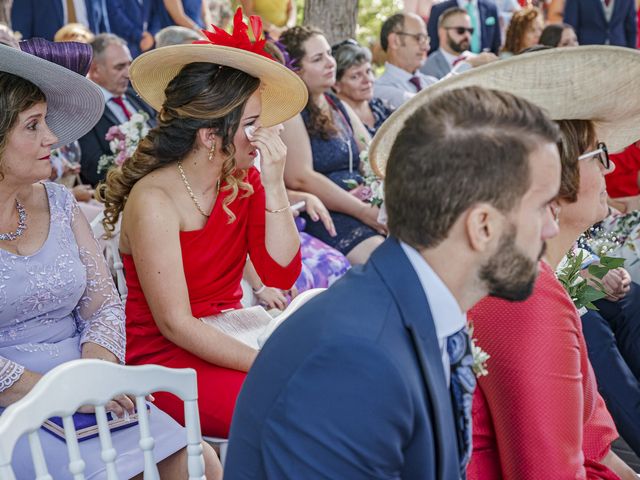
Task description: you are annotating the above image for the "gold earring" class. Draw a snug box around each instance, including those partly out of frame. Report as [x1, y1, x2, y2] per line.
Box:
[208, 142, 216, 162]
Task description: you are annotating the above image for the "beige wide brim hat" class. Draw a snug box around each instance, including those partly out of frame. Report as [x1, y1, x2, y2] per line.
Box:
[130, 44, 308, 127]
[0, 43, 104, 149]
[370, 46, 640, 178]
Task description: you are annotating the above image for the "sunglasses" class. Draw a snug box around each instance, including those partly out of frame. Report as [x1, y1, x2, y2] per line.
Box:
[578, 142, 610, 170]
[444, 27, 475, 35]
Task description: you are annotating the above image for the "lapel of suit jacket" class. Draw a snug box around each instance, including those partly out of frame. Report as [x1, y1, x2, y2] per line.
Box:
[370, 237, 460, 480]
[593, 0, 608, 23]
[102, 101, 120, 127]
[477, 1, 491, 45]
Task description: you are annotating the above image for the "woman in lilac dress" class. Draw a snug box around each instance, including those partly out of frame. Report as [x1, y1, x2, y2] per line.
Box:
[0, 43, 220, 478]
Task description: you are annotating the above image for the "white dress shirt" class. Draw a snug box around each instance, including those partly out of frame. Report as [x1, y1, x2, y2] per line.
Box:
[400, 242, 467, 386]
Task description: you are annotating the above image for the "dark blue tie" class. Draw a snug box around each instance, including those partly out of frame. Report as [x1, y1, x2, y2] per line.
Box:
[446, 327, 476, 479]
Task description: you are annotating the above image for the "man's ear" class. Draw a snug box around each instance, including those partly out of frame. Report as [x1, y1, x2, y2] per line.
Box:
[464, 203, 504, 253]
[388, 32, 400, 51]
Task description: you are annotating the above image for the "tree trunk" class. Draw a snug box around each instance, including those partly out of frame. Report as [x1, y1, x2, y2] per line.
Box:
[303, 0, 359, 45]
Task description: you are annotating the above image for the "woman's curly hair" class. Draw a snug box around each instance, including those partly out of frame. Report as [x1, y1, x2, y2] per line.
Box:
[96, 62, 260, 236]
[503, 6, 542, 55]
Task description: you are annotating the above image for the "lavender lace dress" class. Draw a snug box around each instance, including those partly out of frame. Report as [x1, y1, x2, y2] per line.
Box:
[0, 183, 185, 479]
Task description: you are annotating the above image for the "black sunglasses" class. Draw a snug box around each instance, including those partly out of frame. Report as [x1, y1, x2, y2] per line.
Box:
[578, 142, 610, 170]
[444, 26, 475, 35]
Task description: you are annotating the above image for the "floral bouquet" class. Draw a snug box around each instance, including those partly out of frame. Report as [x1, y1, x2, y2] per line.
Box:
[344, 148, 384, 208]
[97, 112, 149, 174]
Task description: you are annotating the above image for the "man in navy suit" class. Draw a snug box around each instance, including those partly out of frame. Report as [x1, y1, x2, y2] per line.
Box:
[428, 0, 501, 54]
[564, 0, 637, 48]
[224, 86, 562, 479]
[78, 33, 155, 186]
[11, 0, 110, 40]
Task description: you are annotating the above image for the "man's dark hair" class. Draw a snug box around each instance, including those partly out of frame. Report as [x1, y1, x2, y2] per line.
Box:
[385, 86, 560, 250]
[380, 13, 405, 52]
[438, 7, 468, 29]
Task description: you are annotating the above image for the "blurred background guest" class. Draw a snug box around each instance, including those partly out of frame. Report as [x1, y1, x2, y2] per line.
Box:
[539, 22, 578, 47]
[421, 6, 472, 79]
[564, 0, 637, 48]
[239, 0, 296, 40]
[501, 6, 543, 57]
[148, 0, 204, 34]
[54, 22, 94, 43]
[428, 0, 502, 55]
[11, 0, 110, 41]
[108, 0, 154, 57]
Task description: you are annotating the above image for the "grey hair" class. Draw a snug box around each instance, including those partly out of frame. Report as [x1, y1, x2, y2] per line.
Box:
[154, 26, 201, 48]
[90, 33, 127, 62]
[334, 43, 372, 81]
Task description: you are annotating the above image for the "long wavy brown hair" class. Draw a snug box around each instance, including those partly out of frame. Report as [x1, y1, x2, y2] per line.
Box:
[97, 62, 261, 235]
[280, 25, 338, 140]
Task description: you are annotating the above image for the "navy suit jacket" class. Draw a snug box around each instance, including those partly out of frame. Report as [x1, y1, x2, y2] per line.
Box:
[78, 87, 156, 187]
[225, 237, 462, 480]
[428, 0, 501, 55]
[107, 0, 153, 57]
[564, 0, 637, 48]
[12, 0, 110, 40]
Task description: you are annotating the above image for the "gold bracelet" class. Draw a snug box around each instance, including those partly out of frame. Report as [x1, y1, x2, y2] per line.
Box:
[265, 203, 291, 214]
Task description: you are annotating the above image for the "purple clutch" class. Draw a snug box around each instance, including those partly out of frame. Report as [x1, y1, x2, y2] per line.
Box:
[41, 404, 150, 442]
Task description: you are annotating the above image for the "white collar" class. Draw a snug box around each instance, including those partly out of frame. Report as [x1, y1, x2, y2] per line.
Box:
[400, 241, 467, 340]
[383, 61, 420, 80]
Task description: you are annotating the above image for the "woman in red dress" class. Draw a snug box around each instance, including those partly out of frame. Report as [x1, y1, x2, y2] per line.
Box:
[98, 10, 308, 437]
[460, 49, 640, 479]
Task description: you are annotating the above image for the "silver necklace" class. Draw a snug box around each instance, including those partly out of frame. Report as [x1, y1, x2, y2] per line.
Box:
[0, 199, 27, 241]
[177, 161, 218, 218]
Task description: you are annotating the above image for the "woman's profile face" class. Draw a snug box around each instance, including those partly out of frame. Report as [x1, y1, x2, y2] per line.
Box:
[562, 142, 614, 228]
[558, 27, 578, 47]
[334, 61, 375, 103]
[1, 102, 58, 183]
[298, 34, 337, 95]
[232, 89, 262, 170]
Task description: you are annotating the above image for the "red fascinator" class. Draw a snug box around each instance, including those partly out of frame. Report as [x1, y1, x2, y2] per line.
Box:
[195, 8, 273, 60]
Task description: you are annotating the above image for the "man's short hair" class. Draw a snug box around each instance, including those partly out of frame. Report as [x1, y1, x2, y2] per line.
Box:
[438, 7, 469, 29]
[380, 13, 405, 52]
[155, 26, 201, 48]
[90, 33, 127, 62]
[385, 86, 560, 250]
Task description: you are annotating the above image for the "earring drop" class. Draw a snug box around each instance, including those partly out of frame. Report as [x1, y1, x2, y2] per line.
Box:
[208, 142, 216, 162]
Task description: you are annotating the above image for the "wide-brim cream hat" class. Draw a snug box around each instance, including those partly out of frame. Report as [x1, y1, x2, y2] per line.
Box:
[130, 44, 307, 127]
[0, 43, 104, 148]
[370, 46, 640, 178]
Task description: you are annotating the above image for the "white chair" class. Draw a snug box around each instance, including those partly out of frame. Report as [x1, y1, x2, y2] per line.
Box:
[0, 360, 205, 480]
[90, 212, 128, 302]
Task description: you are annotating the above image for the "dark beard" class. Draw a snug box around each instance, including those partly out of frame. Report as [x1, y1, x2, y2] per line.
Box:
[446, 35, 469, 54]
[479, 227, 545, 302]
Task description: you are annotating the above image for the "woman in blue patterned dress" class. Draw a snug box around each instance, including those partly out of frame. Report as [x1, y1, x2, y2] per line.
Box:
[0, 43, 220, 479]
[279, 26, 386, 265]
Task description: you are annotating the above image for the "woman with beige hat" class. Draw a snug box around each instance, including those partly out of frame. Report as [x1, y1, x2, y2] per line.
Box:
[99, 9, 307, 437]
[0, 42, 221, 478]
[369, 46, 640, 479]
